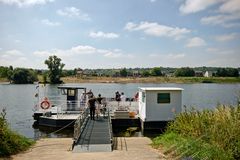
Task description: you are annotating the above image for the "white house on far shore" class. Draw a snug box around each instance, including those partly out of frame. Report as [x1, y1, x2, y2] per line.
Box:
[204, 71, 213, 77]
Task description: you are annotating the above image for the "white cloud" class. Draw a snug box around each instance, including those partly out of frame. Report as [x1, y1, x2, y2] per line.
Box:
[179, 0, 219, 14]
[186, 37, 206, 47]
[180, 0, 240, 28]
[70, 45, 96, 54]
[150, 0, 157, 3]
[219, 0, 240, 14]
[149, 53, 185, 59]
[89, 31, 119, 39]
[167, 53, 185, 59]
[201, 14, 240, 28]
[0, 49, 27, 67]
[103, 52, 123, 58]
[5, 49, 23, 56]
[33, 45, 133, 59]
[14, 39, 21, 43]
[57, 7, 90, 21]
[215, 33, 239, 42]
[206, 48, 236, 55]
[125, 21, 190, 40]
[41, 19, 61, 26]
[0, 0, 54, 7]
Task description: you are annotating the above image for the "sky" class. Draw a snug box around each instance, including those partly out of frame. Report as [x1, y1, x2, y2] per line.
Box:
[0, 0, 239, 69]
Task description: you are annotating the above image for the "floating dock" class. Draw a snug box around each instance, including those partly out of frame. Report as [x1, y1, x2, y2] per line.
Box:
[73, 117, 112, 152]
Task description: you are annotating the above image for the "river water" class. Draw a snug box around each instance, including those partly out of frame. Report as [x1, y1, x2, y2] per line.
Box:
[0, 83, 239, 139]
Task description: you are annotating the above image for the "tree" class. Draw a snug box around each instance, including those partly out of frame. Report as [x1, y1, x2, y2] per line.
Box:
[120, 68, 128, 77]
[174, 67, 195, 77]
[45, 55, 65, 84]
[151, 67, 162, 76]
[216, 68, 239, 77]
[0, 66, 9, 78]
[142, 70, 150, 77]
[10, 68, 38, 84]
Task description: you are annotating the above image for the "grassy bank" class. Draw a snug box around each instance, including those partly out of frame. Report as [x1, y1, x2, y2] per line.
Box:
[152, 105, 240, 160]
[61, 76, 240, 84]
[0, 78, 8, 83]
[0, 109, 35, 157]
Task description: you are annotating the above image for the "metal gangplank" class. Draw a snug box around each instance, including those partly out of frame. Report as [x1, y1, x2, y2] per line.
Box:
[72, 108, 112, 152]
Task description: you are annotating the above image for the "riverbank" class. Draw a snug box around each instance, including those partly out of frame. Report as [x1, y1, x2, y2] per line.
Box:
[11, 137, 164, 160]
[0, 110, 35, 158]
[61, 76, 240, 84]
[1, 76, 240, 84]
[152, 105, 240, 159]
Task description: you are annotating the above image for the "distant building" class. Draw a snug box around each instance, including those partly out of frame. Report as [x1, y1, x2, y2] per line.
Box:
[195, 71, 204, 77]
[133, 70, 140, 77]
[204, 71, 213, 77]
[162, 71, 174, 77]
[76, 68, 84, 77]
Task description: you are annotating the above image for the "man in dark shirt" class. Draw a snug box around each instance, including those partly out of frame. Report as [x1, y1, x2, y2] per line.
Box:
[88, 95, 96, 120]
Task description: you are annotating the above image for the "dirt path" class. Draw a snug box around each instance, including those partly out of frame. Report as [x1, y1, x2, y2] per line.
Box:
[12, 137, 165, 160]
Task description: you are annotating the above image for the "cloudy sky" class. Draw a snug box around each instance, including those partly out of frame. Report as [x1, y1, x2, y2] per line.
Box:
[0, 0, 239, 69]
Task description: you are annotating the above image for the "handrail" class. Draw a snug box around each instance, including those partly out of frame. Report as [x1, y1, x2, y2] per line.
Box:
[73, 107, 89, 143]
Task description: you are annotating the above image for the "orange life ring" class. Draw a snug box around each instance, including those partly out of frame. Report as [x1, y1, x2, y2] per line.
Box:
[40, 98, 51, 110]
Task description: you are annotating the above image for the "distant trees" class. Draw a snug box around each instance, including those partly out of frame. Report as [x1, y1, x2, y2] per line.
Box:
[142, 70, 151, 77]
[9, 68, 38, 84]
[216, 68, 239, 77]
[175, 67, 195, 77]
[45, 55, 65, 84]
[151, 67, 162, 76]
[120, 68, 128, 77]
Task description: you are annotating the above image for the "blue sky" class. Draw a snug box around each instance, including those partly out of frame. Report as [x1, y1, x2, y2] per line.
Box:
[0, 0, 239, 69]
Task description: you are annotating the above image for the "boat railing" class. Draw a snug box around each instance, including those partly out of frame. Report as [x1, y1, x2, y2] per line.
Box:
[105, 99, 139, 115]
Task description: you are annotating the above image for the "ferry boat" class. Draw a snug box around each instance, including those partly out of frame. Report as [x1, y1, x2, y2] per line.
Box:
[33, 85, 89, 127]
[33, 85, 183, 131]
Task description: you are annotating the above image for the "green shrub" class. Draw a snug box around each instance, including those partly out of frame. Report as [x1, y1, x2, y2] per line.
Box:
[152, 132, 233, 160]
[0, 109, 35, 157]
[165, 105, 240, 159]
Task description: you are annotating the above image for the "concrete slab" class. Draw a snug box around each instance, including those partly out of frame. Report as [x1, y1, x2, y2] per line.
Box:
[12, 137, 164, 160]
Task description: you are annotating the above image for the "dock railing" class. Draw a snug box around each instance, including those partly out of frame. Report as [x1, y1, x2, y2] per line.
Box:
[73, 107, 89, 145]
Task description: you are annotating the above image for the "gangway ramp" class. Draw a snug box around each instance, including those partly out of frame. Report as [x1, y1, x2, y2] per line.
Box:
[73, 117, 112, 152]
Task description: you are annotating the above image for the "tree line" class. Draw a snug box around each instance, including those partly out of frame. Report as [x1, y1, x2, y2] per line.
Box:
[0, 55, 239, 84]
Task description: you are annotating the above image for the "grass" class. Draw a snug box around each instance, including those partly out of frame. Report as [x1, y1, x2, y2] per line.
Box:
[61, 76, 240, 84]
[0, 109, 35, 157]
[0, 78, 8, 83]
[152, 105, 240, 160]
[152, 132, 233, 160]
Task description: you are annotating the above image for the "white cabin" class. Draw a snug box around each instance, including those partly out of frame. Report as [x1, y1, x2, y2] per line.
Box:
[138, 87, 183, 122]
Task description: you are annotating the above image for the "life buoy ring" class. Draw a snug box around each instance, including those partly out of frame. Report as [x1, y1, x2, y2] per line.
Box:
[40, 97, 51, 110]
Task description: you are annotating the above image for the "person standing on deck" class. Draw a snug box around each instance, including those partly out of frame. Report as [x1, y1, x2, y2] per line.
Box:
[96, 94, 103, 118]
[87, 89, 94, 98]
[88, 95, 96, 120]
[115, 91, 121, 106]
[120, 92, 126, 101]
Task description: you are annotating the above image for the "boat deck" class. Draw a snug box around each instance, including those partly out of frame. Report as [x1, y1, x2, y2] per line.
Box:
[43, 114, 80, 120]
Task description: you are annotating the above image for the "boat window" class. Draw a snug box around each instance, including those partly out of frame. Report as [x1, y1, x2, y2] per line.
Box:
[68, 89, 75, 96]
[142, 92, 145, 103]
[61, 89, 67, 95]
[157, 93, 170, 103]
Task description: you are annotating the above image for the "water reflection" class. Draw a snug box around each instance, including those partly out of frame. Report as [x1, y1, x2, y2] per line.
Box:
[32, 123, 73, 140]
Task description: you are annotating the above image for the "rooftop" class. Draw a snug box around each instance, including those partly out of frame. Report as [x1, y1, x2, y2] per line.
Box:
[139, 87, 184, 91]
[58, 86, 86, 90]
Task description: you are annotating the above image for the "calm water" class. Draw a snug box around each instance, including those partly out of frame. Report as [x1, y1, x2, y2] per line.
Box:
[0, 83, 240, 139]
